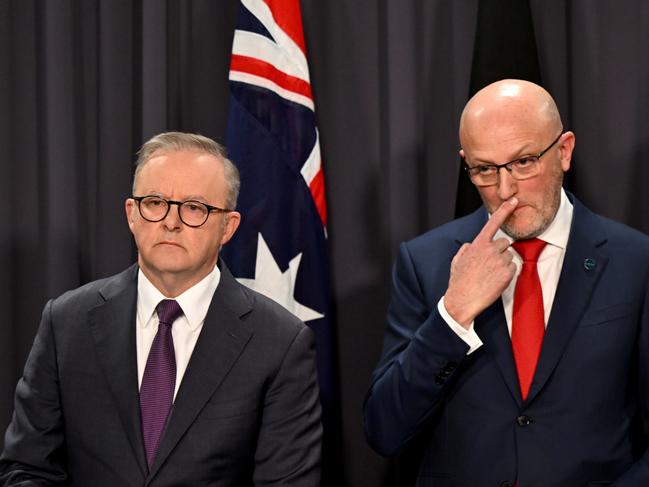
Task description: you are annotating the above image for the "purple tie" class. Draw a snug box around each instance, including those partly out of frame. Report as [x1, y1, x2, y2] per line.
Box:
[139, 299, 183, 468]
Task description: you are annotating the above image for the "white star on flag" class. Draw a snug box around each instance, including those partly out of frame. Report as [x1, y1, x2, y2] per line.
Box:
[237, 233, 324, 322]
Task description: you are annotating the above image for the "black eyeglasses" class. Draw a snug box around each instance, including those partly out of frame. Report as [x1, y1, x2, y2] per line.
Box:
[464, 132, 564, 187]
[132, 195, 232, 228]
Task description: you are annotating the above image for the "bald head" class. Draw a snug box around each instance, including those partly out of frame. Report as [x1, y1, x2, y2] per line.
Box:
[459, 80, 562, 148]
[457, 79, 575, 240]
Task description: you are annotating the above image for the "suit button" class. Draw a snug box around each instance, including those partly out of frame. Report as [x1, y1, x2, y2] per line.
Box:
[516, 415, 532, 426]
[500, 482, 515, 487]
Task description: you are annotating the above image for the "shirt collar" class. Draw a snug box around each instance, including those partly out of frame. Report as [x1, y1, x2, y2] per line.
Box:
[137, 264, 222, 331]
[494, 188, 574, 249]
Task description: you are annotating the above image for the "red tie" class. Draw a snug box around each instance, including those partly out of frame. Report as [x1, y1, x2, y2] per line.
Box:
[511, 238, 547, 401]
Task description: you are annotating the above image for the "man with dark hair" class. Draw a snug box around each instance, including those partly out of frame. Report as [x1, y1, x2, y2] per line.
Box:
[1, 132, 322, 486]
[365, 80, 649, 486]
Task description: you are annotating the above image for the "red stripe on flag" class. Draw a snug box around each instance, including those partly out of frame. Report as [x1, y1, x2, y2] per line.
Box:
[230, 54, 313, 102]
[262, 0, 307, 55]
[308, 168, 327, 227]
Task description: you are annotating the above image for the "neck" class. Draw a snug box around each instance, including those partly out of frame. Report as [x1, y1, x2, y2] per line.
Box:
[138, 261, 217, 298]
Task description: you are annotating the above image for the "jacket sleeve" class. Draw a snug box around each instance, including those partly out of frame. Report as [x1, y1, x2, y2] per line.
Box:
[253, 325, 322, 486]
[363, 242, 469, 457]
[0, 300, 68, 486]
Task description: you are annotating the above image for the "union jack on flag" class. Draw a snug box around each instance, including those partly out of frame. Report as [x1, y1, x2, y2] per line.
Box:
[222, 0, 336, 417]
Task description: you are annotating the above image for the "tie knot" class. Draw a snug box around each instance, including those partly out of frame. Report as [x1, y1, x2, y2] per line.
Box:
[512, 238, 547, 262]
[156, 299, 183, 326]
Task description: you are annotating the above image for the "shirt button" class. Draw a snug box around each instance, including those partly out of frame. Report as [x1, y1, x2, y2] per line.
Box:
[516, 415, 532, 426]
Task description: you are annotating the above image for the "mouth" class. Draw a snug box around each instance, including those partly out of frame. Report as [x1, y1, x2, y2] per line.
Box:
[502, 205, 530, 227]
[512, 203, 531, 214]
[156, 241, 184, 248]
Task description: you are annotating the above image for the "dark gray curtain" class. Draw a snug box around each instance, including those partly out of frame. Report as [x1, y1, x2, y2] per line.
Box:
[530, 0, 649, 234]
[306, 2, 478, 483]
[1, 1, 648, 486]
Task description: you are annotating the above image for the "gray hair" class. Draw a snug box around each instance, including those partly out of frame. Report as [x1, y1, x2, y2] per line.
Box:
[133, 132, 240, 210]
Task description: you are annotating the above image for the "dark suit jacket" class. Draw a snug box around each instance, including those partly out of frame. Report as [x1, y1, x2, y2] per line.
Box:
[364, 194, 649, 487]
[0, 260, 322, 486]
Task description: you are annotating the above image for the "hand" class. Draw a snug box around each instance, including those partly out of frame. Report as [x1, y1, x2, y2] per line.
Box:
[444, 198, 519, 328]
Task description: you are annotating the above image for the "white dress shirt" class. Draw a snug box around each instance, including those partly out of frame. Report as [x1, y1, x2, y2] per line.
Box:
[440, 189, 574, 353]
[136, 265, 221, 399]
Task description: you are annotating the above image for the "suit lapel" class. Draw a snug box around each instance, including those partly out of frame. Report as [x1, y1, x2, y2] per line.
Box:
[455, 208, 524, 405]
[526, 198, 609, 403]
[477, 300, 524, 406]
[88, 265, 148, 477]
[453, 198, 609, 405]
[147, 261, 254, 481]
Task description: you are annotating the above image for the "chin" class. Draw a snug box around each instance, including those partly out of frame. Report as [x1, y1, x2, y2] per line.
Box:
[144, 255, 190, 271]
[503, 227, 538, 240]
[502, 217, 550, 240]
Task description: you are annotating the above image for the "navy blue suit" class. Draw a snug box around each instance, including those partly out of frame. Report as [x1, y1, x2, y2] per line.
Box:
[364, 194, 649, 486]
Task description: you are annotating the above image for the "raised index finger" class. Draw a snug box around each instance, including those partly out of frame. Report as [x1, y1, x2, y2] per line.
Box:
[473, 197, 518, 244]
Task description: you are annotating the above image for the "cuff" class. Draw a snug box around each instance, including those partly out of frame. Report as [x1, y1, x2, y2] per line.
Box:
[438, 297, 483, 354]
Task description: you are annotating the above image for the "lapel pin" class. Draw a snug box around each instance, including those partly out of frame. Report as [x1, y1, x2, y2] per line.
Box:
[583, 258, 596, 271]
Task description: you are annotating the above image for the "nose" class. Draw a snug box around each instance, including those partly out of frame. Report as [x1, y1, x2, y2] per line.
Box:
[163, 202, 182, 230]
[496, 166, 518, 201]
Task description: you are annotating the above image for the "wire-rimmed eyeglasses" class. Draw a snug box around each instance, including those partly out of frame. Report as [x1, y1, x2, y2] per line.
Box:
[463, 132, 564, 187]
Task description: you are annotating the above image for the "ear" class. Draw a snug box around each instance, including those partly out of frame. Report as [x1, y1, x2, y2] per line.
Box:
[125, 198, 136, 233]
[220, 211, 241, 247]
[558, 131, 575, 172]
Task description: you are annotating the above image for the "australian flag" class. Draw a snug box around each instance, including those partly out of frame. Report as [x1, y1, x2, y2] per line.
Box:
[222, 0, 336, 423]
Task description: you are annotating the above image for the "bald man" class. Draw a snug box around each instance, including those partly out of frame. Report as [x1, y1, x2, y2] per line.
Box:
[364, 80, 649, 486]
